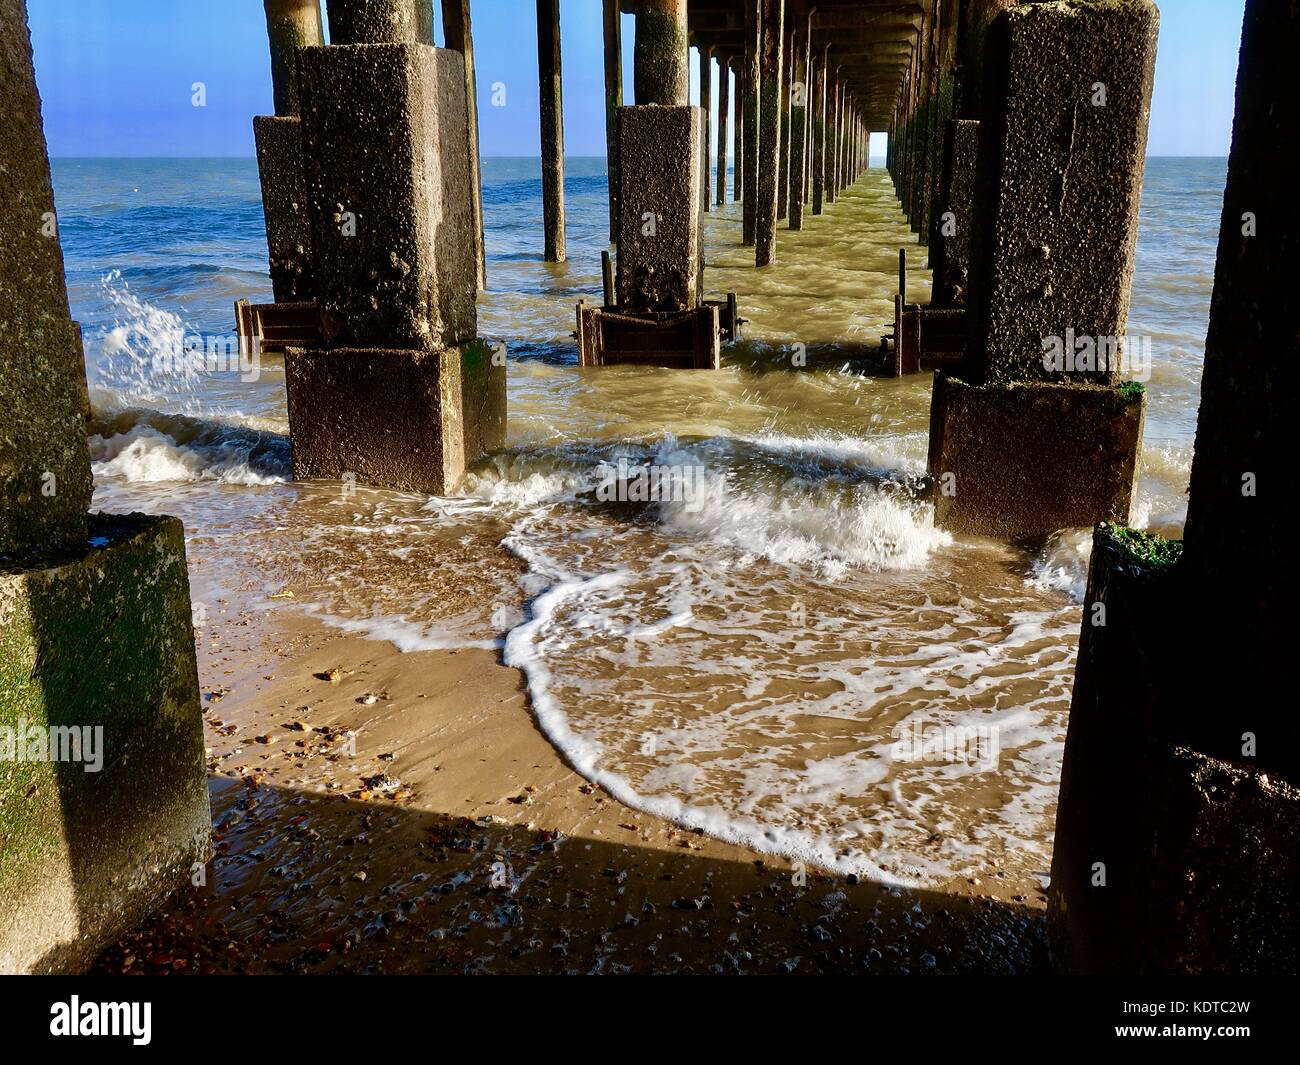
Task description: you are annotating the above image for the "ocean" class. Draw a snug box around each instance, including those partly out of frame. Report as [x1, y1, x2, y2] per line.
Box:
[53, 154, 1225, 887]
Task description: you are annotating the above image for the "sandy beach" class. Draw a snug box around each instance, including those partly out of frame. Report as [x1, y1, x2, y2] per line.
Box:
[94, 598, 1047, 975]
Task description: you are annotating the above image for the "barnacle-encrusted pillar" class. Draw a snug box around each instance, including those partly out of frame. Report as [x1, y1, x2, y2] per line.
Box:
[285, 39, 505, 494]
[927, 0, 1158, 539]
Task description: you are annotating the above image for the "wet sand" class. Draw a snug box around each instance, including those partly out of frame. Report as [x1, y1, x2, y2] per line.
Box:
[95, 597, 1047, 975]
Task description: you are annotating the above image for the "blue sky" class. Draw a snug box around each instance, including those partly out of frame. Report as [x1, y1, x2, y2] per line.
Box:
[27, 0, 1244, 158]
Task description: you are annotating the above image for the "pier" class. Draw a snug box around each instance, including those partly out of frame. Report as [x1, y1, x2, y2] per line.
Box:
[1, 0, 1295, 977]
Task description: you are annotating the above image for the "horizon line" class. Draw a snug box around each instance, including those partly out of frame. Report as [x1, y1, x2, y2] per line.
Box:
[49, 153, 1231, 161]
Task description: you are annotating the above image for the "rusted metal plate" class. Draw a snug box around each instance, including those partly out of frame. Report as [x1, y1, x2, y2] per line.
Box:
[235, 298, 322, 356]
[576, 303, 720, 369]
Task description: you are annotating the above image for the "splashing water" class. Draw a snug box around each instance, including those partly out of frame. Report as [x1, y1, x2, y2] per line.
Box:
[54, 157, 1219, 887]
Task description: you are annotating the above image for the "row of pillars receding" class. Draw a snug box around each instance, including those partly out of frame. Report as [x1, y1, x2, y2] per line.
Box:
[887, 0, 1300, 972]
[538, 1, 873, 268]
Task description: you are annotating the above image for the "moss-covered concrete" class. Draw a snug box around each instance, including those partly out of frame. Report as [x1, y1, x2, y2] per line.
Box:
[261, 0, 324, 116]
[633, 2, 689, 106]
[0, 513, 209, 973]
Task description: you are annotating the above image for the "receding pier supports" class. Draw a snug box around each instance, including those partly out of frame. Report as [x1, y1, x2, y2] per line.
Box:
[777, 24, 792, 222]
[537, 0, 566, 263]
[735, 63, 746, 203]
[716, 54, 731, 204]
[927, 0, 1157, 540]
[825, 73, 839, 204]
[812, 48, 827, 214]
[442, 0, 487, 289]
[0, 0, 208, 973]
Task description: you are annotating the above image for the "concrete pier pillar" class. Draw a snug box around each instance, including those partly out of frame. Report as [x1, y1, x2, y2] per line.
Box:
[909, 2, 934, 238]
[812, 47, 827, 215]
[924, 0, 963, 252]
[735, 68, 746, 203]
[776, 26, 792, 222]
[634, 0, 689, 106]
[254, 116, 316, 302]
[289, 40, 504, 494]
[699, 46, 713, 213]
[825, 75, 839, 204]
[755, 0, 784, 267]
[297, 45, 476, 352]
[1, 0, 208, 973]
[929, 118, 979, 306]
[927, 0, 1158, 540]
[442, 0, 487, 289]
[741, 0, 760, 244]
[898, 45, 917, 213]
[787, 26, 808, 228]
[1177, 0, 1298, 780]
[537, 0, 566, 263]
[716, 54, 732, 204]
[603, 0, 622, 243]
[840, 94, 852, 191]
[262, 0, 323, 116]
[327, 0, 432, 43]
[795, 22, 806, 206]
[255, 1, 323, 303]
[615, 0, 702, 311]
[1049, 0, 1299, 976]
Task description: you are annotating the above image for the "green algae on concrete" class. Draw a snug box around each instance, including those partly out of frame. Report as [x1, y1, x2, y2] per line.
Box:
[633, 0, 690, 106]
[1099, 521, 1183, 570]
[0, 513, 210, 974]
[261, 0, 324, 116]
